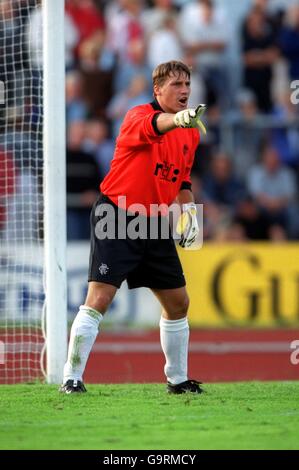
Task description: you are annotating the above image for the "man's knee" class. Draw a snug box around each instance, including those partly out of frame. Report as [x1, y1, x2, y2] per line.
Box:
[165, 294, 190, 319]
[176, 294, 190, 317]
[85, 283, 117, 314]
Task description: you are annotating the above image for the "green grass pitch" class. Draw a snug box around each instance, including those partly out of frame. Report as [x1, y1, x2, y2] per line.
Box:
[0, 382, 298, 450]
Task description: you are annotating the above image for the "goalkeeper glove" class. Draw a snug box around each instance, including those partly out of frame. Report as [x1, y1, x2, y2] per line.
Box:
[173, 104, 207, 134]
[176, 202, 199, 248]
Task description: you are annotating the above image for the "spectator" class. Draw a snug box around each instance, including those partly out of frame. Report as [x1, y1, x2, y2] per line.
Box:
[66, 121, 100, 240]
[232, 88, 265, 178]
[179, 0, 229, 108]
[234, 196, 271, 240]
[241, 6, 279, 112]
[79, 66, 114, 117]
[247, 145, 297, 234]
[142, 0, 177, 38]
[203, 153, 247, 212]
[114, 38, 151, 93]
[279, 4, 299, 82]
[83, 119, 114, 176]
[147, 12, 183, 69]
[107, 74, 152, 139]
[66, 0, 105, 61]
[190, 175, 233, 240]
[105, 0, 144, 64]
[26, 1, 79, 71]
[0, 0, 23, 103]
[213, 221, 248, 243]
[66, 71, 89, 124]
[271, 90, 299, 169]
[252, 0, 285, 34]
[268, 223, 287, 242]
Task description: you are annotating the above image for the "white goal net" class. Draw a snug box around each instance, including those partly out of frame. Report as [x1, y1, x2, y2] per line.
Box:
[0, 0, 45, 383]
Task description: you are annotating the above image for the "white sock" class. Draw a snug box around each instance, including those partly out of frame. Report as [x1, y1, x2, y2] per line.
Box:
[159, 316, 189, 385]
[63, 305, 103, 382]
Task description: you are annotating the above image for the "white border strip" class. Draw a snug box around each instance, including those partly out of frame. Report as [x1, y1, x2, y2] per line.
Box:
[93, 342, 291, 354]
[3, 342, 292, 354]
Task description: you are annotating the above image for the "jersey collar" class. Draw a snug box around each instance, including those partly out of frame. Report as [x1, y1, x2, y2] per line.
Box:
[151, 99, 164, 112]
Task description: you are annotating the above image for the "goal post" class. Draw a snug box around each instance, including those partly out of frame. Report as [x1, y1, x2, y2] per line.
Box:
[43, 0, 67, 384]
[0, 0, 67, 384]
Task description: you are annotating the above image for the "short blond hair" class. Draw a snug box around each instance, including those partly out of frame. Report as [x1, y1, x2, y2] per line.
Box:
[152, 61, 191, 89]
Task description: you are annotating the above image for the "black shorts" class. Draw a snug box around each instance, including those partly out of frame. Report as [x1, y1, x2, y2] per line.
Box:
[88, 194, 185, 290]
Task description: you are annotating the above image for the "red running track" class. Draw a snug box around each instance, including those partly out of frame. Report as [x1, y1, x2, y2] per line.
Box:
[1, 329, 299, 383]
[85, 329, 299, 383]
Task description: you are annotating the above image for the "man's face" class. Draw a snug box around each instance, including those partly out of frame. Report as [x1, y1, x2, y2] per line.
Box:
[263, 148, 280, 173]
[154, 72, 191, 113]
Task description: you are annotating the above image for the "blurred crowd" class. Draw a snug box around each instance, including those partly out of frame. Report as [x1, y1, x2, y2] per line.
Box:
[0, 0, 299, 242]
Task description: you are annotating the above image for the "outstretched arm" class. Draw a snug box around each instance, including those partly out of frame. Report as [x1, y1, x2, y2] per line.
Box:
[156, 105, 207, 134]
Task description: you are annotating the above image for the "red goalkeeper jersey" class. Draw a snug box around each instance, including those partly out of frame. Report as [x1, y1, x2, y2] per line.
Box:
[100, 100, 200, 215]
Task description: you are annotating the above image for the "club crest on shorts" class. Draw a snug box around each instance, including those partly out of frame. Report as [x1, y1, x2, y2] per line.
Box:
[99, 263, 109, 275]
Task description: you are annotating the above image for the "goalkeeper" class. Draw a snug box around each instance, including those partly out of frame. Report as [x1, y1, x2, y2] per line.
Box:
[60, 60, 206, 395]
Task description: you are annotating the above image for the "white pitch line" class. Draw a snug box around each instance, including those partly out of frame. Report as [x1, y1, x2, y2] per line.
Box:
[92, 342, 292, 354]
[3, 341, 294, 354]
